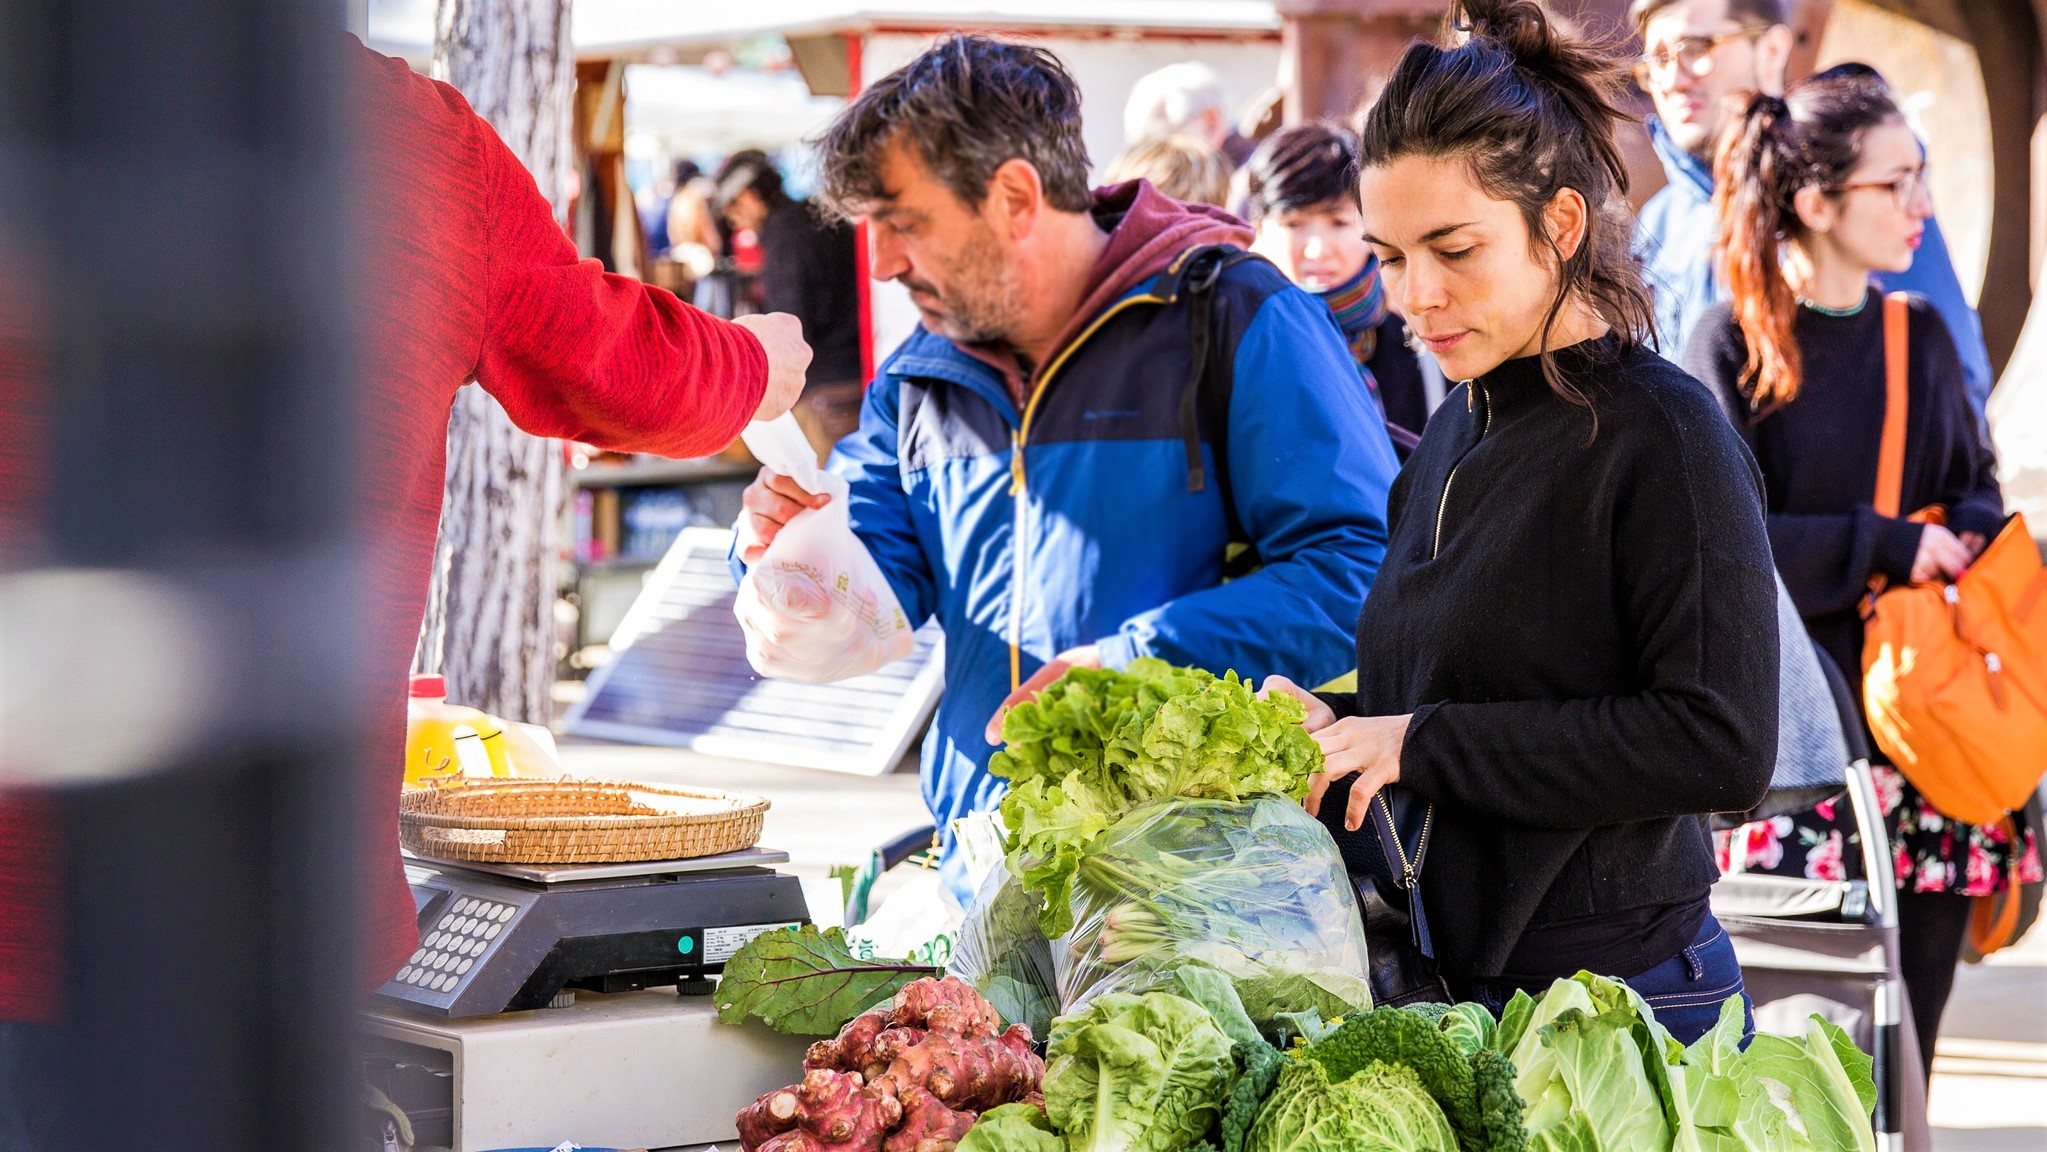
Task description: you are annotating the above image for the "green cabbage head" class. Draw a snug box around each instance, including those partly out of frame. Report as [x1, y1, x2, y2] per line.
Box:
[1045, 992, 1235, 1152]
[1245, 1058, 1462, 1152]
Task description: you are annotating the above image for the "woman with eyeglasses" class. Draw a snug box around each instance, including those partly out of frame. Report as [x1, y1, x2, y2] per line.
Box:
[1683, 71, 2039, 1079]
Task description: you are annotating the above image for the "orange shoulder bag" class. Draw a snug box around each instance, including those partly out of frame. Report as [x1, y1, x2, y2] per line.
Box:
[1861, 293, 2047, 951]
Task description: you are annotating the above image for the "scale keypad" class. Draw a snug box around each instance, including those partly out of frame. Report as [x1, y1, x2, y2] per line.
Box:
[395, 896, 517, 994]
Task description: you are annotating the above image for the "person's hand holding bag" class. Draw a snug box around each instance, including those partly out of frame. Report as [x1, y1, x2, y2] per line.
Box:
[733, 415, 914, 682]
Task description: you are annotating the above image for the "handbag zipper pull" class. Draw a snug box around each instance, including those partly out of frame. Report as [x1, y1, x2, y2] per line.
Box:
[1985, 651, 2007, 709]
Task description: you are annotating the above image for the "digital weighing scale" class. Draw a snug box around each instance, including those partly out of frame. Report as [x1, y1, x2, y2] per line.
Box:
[378, 847, 810, 1017]
[364, 847, 814, 1149]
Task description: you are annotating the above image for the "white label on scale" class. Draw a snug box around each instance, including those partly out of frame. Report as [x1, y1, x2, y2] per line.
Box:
[705, 922, 801, 963]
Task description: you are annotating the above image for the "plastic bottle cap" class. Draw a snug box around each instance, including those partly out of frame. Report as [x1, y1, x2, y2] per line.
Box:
[409, 674, 447, 698]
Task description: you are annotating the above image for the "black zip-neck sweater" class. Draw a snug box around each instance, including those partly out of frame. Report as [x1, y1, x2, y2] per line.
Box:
[1319, 337, 1779, 985]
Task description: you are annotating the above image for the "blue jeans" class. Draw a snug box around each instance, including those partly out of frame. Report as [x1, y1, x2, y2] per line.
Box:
[1617, 915, 1754, 1045]
[1464, 914, 1755, 1046]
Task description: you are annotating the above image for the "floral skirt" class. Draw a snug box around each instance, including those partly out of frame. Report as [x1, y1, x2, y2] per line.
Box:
[1716, 766, 2042, 896]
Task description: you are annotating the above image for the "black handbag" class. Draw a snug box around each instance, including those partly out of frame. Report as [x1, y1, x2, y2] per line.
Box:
[1329, 780, 1450, 1006]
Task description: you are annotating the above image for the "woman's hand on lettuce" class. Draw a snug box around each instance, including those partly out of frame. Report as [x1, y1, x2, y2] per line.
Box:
[1257, 676, 1335, 733]
[1260, 676, 1408, 832]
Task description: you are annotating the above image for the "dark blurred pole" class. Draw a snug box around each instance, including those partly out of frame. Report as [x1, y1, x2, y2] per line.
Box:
[0, 1, 365, 1149]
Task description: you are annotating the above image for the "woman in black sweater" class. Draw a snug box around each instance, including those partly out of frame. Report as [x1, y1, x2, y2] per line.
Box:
[1263, 0, 1778, 1044]
[1683, 73, 2037, 1076]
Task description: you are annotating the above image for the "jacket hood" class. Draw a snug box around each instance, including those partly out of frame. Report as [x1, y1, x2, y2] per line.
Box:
[1649, 114, 1715, 202]
[953, 179, 1253, 396]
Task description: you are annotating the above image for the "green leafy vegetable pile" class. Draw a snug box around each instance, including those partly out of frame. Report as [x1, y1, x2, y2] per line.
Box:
[947, 970, 1877, 1152]
[1496, 972, 1878, 1152]
[990, 658, 1322, 938]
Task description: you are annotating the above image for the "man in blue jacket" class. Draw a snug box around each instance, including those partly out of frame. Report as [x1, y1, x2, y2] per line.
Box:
[736, 35, 1397, 902]
[1630, 0, 1996, 422]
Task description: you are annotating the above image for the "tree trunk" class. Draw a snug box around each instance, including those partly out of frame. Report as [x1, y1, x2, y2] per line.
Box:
[415, 0, 575, 724]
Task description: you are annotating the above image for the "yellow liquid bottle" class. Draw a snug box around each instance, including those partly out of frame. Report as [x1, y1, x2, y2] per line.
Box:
[404, 674, 511, 790]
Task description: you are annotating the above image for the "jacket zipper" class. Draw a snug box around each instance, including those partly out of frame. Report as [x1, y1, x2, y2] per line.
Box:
[1008, 293, 1166, 689]
[1431, 380, 1488, 560]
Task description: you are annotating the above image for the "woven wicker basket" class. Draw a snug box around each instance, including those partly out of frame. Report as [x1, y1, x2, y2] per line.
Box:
[399, 779, 769, 865]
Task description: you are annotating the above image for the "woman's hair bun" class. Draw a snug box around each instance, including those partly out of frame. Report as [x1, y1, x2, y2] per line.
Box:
[1455, 0, 1558, 69]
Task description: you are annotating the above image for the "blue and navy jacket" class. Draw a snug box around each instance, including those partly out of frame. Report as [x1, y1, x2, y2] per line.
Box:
[1635, 114, 1994, 423]
[832, 241, 1399, 901]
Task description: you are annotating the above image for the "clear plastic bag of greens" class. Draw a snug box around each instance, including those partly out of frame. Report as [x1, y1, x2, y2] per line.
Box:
[948, 867, 1060, 1040]
[1054, 794, 1373, 1028]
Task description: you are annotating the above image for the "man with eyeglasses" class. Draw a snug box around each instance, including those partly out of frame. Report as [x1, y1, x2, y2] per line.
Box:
[1630, 0, 1995, 423]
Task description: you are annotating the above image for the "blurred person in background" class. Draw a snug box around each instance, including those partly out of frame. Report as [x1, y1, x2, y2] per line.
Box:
[1105, 133, 1232, 208]
[0, 37, 816, 1148]
[1629, 0, 1994, 422]
[642, 158, 697, 257]
[715, 150, 864, 456]
[1124, 61, 1256, 168]
[1243, 122, 1436, 436]
[1685, 73, 2039, 1075]
[735, 35, 1398, 907]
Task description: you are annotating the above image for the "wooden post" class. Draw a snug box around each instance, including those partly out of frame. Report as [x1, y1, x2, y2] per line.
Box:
[418, 0, 576, 725]
[1275, 0, 1444, 125]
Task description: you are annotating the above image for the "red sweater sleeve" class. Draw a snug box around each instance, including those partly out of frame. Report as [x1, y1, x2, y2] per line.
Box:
[473, 128, 766, 457]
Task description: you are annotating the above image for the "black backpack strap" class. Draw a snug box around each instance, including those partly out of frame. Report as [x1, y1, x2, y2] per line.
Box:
[1160, 242, 1261, 576]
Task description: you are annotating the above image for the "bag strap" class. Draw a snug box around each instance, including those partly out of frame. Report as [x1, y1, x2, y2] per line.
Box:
[1166, 243, 1262, 578]
[1968, 816, 2026, 955]
[1874, 292, 1911, 518]
[1169, 243, 1424, 581]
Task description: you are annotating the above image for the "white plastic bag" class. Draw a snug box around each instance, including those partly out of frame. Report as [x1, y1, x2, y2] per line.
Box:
[734, 414, 915, 683]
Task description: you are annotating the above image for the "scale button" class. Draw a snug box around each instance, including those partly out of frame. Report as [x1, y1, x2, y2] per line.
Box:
[484, 924, 502, 940]
[496, 905, 515, 922]
[457, 959, 473, 975]
[396, 966, 413, 982]
[459, 899, 477, 915]
[437, 915, 455, 931]
[462, 917, 480, 934]
[676, 936, 696, 955]
[406, 969, 425, 986]
[408, 950, 424, 965]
